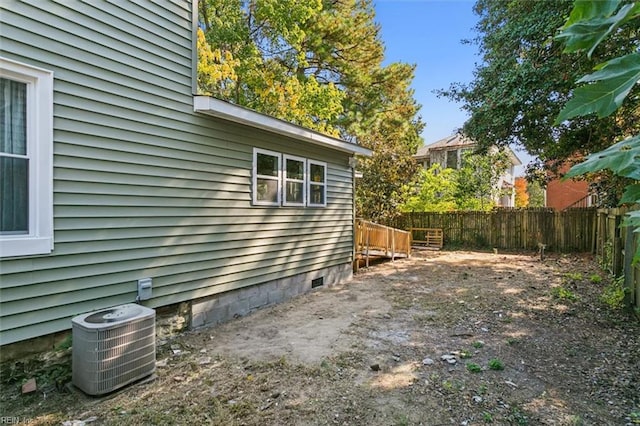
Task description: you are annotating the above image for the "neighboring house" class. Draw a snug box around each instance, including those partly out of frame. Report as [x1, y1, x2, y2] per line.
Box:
[0, 1, 371, 347]
[414, 134, 522, 207]
[545, 162, 594, 210]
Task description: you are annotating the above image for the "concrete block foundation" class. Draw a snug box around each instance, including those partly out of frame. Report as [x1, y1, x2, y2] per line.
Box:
[191, 263, 352, 330]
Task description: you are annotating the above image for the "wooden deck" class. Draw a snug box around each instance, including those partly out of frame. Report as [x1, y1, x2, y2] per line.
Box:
[355, 219, 411, 268]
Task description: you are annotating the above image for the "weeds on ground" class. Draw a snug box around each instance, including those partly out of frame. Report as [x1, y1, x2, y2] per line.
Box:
[589, 274, 602, 284]
[488, 359, 504, 371]
[600, 276, 627, 310]
[508, 406, 529, 425]
[551, 286, 578, 302]
[394, 414, 410, 426]
[563, 272, 583, 282]
[459, 350, 473, 359]
[466, 363, 482, 373]
[567, 414, 584, 425]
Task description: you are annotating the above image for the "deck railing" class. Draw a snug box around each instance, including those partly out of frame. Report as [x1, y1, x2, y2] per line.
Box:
[355, 218, 411, 267]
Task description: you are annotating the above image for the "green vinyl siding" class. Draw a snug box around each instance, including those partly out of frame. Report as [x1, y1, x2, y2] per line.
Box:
[0, 0, 356, 344]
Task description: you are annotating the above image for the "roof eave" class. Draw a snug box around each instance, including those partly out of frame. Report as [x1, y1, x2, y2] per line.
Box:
[194, 96, 372, 157]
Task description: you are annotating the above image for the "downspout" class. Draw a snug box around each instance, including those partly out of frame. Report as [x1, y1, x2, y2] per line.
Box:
[351, 156, 357, 271]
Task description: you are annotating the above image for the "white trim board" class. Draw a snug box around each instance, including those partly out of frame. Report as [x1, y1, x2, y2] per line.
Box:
[194, 96, 372, 157]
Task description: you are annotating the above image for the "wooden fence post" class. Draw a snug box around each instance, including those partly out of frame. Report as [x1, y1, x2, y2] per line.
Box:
[623, 224, 635, 307]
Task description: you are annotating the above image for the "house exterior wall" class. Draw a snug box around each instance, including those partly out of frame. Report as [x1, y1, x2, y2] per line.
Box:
[0, 1, 356, 345]
[545, 161, 590, 210]
[546, 178, 589, 210]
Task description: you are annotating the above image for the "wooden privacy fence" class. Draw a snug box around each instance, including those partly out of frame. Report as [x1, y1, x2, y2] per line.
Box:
[623, 226, 640, 314]
[595, 207, 627, 275]
[595, 208, 640, 312]
[394, 208, 597, 252]
[355, 218, 411, 267]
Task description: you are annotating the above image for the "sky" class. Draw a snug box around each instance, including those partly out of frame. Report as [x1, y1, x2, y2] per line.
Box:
[374, 0, 533, 175]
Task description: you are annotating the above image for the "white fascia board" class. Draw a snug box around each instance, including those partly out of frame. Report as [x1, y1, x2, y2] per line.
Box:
[507, 149, 522, 166]
[194, 96, 372, 157]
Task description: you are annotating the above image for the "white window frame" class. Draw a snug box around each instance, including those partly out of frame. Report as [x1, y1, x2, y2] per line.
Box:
[282, 154, 307, 207]
[252, 148, 281, 206]
[0, 57, 53, 258]
[307, 159, 327, 207]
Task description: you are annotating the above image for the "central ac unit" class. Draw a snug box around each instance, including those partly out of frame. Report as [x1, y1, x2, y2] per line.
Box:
[72, 304, 156, 396]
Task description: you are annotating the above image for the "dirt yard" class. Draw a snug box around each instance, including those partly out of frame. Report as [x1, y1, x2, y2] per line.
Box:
[2, 250, 640, 425]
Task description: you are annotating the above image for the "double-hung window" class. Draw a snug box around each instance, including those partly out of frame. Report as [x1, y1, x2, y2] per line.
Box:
[307, 160, 327, 207]
[0, 58, 53, 257]
[283, 155, 306, 206]
[252, 148, 281, 206]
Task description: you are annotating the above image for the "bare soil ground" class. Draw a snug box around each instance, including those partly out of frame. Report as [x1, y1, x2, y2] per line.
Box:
[2, 250, 640, 425]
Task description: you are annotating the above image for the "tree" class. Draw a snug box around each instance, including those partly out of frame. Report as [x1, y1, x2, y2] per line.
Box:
[438, 0, 639, 173]
[400, 149, 510, 212]
[514, 177, 529, 207]
[400, 165, 457, 212]
[526, 180, 546, 207]
[557, 0, 640, 262]
[354, 62, 424, 222]
[198, 0, 424, 222]
[454, 149, 511, 210]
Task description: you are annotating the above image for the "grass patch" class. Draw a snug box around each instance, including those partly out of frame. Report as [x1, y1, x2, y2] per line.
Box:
[466, 363, 482, 373]
[488, 358, 504, 371]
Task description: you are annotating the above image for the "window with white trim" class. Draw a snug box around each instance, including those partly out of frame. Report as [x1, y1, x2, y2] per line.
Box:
[252, 148, 281, 206]
[0, 58, 53, 258]
[283, 154, 306, 206]
[252, 148, 328, 208]
[307, 160, 327, 207]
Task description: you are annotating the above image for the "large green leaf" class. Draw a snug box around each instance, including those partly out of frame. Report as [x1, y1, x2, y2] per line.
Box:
[564, 135, 640, 180]
[555, 53, 640, 122]
[557, 2, 640, 57]
[563, 0, 622, 27]
[620, 183, 640, 204]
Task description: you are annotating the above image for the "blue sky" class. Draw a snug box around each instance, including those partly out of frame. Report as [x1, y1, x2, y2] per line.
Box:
[375, 0, 478, 144]
[374, 0, 532, 174]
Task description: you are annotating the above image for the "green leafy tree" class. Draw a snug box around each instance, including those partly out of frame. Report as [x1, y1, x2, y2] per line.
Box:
[400, 149, 510, 212]
[400, 165, 457, 212]
[526, 180, 546, 207]
[354, 62, 424, 222]
[454, 149, 511, 210]
[198, 0, 343, 135]
[438, 0, 639, 173]
[198, 0, 424, 222]
[557, 0, 640, 262]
